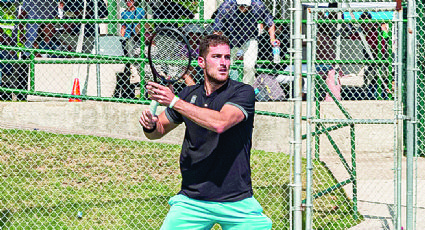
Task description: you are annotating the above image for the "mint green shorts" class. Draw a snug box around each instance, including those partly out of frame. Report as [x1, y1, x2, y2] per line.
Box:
[160, 194, 272, 230]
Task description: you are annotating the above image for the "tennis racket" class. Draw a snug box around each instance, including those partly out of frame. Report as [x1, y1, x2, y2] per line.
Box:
[147, 27, 192, 115]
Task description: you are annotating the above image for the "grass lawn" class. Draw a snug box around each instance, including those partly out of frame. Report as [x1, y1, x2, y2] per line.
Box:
[0, 129, 362, 229]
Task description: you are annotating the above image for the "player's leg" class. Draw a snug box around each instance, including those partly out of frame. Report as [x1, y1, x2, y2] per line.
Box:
[242, 39, 259, 86]
[217, 197, 272, 230]
[160, 195, 215, 230]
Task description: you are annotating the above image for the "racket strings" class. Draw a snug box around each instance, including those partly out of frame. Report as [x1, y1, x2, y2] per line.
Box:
[151, 30, 190, 82]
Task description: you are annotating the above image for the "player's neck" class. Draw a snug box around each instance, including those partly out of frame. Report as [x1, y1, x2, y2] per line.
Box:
[204, 79, 227, 96]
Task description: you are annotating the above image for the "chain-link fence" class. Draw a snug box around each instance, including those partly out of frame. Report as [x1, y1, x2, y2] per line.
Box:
[0, 0, 422, 229]
[306, 4, 402, 229]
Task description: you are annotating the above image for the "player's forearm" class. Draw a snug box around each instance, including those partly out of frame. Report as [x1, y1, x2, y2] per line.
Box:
[143, 121, 165, 139]
[172, 99, 237, 134]
[141, 111, 175, 140]
[144, 116, 178, 140]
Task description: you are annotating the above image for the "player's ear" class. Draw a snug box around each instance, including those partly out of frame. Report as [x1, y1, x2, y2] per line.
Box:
[198, 56, 206, 69]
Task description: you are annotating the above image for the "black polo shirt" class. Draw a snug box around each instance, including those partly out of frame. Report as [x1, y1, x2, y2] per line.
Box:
[165, 79, 255, 202]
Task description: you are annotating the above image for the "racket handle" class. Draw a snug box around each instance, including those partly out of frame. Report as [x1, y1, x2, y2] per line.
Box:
[149, 100, 159, 115]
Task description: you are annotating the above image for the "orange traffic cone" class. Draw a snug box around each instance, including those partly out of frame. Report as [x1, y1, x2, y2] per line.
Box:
[69, 78, 82, 102]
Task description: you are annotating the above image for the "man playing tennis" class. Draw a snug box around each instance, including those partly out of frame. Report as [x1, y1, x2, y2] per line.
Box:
[139, 34, 272, 230]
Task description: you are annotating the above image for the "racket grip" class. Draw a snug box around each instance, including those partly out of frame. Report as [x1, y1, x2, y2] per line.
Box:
[149, 100, 159, 115]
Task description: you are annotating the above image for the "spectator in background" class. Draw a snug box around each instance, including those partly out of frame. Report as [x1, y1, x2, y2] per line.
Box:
[121, 0, 145, 57]
[56, 1, 65, 33]
[120, 0, 145, 86]
[22, 0, 57, 51]
[1, 2, 28, 101]
[173, 24, 205, 93]
[58, 1, 65, 19]
[35, 23, 64, 58]
[256, 23, 292, 101]
[213, 0, 280, 86]
[61, 0, 108, 53]
[151, 1, 194, 28]
[257, 23, 289, 70]
[358, 12, 389, 100]
[0, 28, 14, 92]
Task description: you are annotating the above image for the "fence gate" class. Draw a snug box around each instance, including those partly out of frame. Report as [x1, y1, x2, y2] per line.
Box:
[304, 3, 405, 229]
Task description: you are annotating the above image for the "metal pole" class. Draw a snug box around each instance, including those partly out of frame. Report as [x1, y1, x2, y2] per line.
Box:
[350, 124, 358, 219]
[395, 7, 404, 230]
[305, 7, 313, 230]
[406, 0, 416, 229]
[94, 0, 101, 97]
[335, 4, 341, 84]
[30, 53, 35, 92]
[293, 0, 303, 229]
[289, 2, 295, 228]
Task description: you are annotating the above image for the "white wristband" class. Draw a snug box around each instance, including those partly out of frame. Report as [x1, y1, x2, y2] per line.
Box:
[169, 96, 180, 109]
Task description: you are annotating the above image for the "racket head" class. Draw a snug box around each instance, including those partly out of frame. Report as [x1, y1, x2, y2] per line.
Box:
[147, 27, 192, 84]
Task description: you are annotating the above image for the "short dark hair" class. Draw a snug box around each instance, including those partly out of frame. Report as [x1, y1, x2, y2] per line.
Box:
[199, 34, 230, 58]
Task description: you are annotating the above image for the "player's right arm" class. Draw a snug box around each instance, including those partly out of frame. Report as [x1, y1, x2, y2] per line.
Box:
[139, 109, 178, 140]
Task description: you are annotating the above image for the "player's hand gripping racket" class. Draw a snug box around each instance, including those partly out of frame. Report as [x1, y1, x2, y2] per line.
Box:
[147, 27, 192, 115]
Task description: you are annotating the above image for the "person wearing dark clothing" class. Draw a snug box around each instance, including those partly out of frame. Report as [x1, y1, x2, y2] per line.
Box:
[139, 34, 272, 230]
[213, 0, 280, 86]
[62, 0, 108, 53]
[114, 0, 146, 99]
[152, 1, 194, 28]
[22, 0, 58, 49]
[359, 12, 389, 100]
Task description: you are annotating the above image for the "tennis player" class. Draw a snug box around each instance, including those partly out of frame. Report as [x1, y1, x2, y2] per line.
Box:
[139, 34, 272, 230]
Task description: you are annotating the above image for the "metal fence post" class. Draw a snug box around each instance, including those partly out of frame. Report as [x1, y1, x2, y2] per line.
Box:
[395, 6, 404, 230]
[293, 0, 303, 229]
[305, 7, 313, 230]
[406, 0, 417, 229]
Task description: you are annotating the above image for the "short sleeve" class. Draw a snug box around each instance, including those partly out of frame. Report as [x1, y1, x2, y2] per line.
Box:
[225, 84, 255, 121]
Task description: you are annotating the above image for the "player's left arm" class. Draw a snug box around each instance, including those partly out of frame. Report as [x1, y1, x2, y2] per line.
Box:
[147, 82, 252, 134]
[172, 101, 245, 134]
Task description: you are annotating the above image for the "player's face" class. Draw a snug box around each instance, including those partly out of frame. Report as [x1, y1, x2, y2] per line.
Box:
[199, 44, 231, 84]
